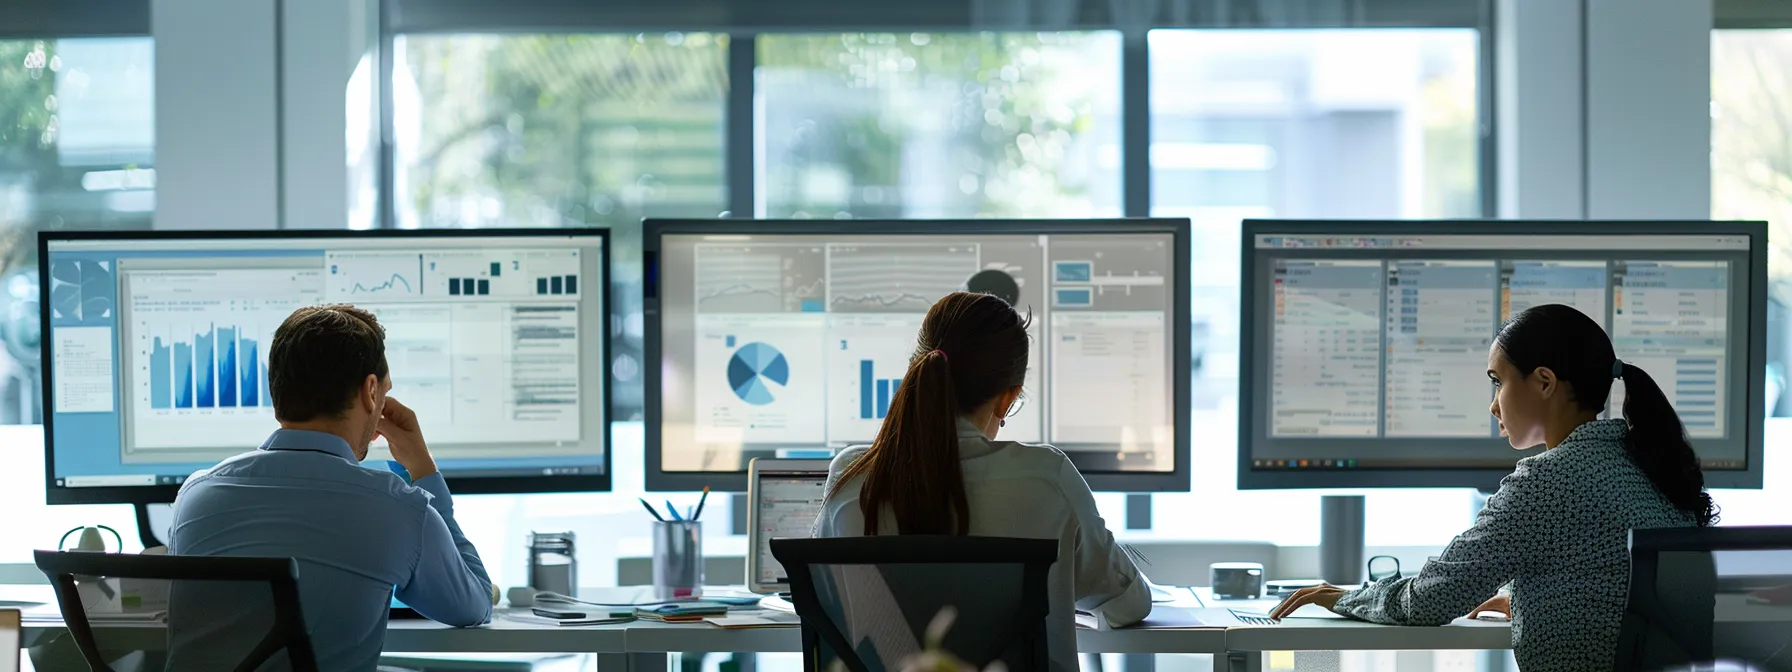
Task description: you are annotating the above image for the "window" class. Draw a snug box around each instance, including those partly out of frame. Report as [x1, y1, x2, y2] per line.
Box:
[1713, 29, 1792, 418]
[1148, 29, 1484, 544]
[393, 33, 730, 419]
[756, 32, 1122, 219]
[1709, 28, 1792, 525]
[0, 37, 155, 427]
[0, 36, 153, 560]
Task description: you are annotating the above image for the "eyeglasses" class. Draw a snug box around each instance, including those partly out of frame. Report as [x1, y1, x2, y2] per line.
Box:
[1006, 394, 1027, 418]
[1367, 555, 1402, 582]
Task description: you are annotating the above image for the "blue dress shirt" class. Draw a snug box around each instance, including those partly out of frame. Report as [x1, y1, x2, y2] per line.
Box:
[167, 429, 493, 672]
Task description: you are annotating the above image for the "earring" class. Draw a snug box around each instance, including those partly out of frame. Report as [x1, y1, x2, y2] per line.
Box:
[999, 419, 1006, 428]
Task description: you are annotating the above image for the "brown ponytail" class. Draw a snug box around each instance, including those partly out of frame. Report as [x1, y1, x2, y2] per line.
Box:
[832, 292, 1030, 535]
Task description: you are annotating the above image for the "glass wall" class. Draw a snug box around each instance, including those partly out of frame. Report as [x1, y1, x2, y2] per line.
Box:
[1148, 28, 1483, 542]
[756, 32, 1122, 219]
[0, 37, 155, 427]
[392, 33, 730, 419]
[1712, 29, 1792, 418]
[1707, 28, 1792, 526]
[0, 36, 154, 560]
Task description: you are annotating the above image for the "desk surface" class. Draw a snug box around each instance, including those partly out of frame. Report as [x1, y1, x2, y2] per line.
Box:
[6, 584, 1517, 656]
[1199, 590, 1513, 652]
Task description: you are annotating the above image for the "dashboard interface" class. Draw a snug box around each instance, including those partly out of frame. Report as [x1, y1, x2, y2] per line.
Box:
[44, 234, 609, 492]
[655, 231, 1178, 476]
[1244, 229, 1755, 473]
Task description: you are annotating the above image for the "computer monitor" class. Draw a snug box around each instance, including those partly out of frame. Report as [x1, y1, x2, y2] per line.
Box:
[645, 218, 1191, 492]
[745, 458, 830, 594]
[40, 229, 613, 505]
[1238, 220, 1768, 491]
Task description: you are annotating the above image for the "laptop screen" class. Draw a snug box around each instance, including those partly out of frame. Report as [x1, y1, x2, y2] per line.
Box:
[755, 472, 829, 587]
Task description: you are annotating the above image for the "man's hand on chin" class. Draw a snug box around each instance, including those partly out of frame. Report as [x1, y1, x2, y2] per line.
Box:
[377, 397, 438, 481]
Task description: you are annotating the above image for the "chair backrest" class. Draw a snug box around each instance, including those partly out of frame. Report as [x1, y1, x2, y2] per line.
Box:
[1617, 526, 1792, 672]
[34, 550, 318, 672]
[771, 536, 1056, 672]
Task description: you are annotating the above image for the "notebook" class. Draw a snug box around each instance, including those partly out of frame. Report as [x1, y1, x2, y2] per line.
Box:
[635, 602, 732, 622]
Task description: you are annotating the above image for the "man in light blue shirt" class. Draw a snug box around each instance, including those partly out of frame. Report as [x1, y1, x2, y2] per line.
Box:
[168, 305, 494, 671]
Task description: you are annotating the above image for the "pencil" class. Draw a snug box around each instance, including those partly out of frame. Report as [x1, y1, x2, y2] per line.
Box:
[692, 486, 711, 521]
[638, 497, 666, 522]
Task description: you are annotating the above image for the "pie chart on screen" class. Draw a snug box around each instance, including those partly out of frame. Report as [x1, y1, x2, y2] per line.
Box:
[727, 342, 789, 406]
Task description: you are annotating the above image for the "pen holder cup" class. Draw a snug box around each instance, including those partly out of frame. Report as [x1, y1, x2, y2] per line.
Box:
[652, 520, 703, 601]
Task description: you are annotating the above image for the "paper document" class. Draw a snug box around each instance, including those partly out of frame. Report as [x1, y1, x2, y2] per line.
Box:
[705, 610, 800, 629]
[501, 613, 633, 627]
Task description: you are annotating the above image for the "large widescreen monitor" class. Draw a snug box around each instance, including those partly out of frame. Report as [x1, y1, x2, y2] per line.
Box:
[40, 229, 612, 504]
[1238, 220, 1768, 490]
[645, 219, 1191, 492]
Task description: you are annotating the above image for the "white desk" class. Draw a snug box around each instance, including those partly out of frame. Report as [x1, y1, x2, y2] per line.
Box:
[8, 584, 1519, 672]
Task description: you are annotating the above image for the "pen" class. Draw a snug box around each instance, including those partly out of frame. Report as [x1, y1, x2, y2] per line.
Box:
[692, 486, 711, 521]
[638, 498, 666, 522]
[665, 500, 685, 521]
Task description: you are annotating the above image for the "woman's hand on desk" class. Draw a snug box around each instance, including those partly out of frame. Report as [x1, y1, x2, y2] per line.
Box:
[1268, 584, 1346, 620]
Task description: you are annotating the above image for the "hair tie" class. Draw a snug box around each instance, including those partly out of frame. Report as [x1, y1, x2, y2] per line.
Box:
[1612, 360, 1625, 380]
[930, 349, 948, 362]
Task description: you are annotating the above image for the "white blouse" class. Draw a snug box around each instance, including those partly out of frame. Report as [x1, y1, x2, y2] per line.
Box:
[1333, 419, 1700, 671]
[815, 418, 1151, 672]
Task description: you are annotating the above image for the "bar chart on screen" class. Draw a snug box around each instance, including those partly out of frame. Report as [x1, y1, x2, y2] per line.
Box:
[126, 269, 322, 452]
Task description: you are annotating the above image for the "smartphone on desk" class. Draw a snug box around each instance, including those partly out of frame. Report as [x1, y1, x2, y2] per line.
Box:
[532, 607, 587, 620]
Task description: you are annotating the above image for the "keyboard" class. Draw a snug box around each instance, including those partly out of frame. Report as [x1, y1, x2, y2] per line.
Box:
[1231, 609, 1279, 626]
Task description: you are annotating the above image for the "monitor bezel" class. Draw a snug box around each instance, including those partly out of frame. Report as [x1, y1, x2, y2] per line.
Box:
[643, 217, 1193, 493]
[1235, 219, 1769, 491]
[39, 227, 616, 505]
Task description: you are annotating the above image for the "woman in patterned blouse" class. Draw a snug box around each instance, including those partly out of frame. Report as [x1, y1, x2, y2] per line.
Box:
[1269, 304, 1718, 671]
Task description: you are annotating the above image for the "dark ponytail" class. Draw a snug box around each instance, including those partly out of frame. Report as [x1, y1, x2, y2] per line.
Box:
[832, 292, 1030, 535]
[1615, 362, 1720, 527]
[1495, 304, 1718, 527]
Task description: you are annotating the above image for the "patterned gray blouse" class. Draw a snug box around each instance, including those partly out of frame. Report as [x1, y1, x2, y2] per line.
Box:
[1332, 419, 1699, 671]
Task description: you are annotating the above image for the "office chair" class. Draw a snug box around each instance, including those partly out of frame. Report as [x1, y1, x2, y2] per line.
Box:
[771, 536, 1056, 672]
[34, 550, 319, 672]
[1616, 526, 1792, 672]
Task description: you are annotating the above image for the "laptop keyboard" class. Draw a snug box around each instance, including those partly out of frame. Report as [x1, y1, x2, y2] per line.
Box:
[1231, 609, 1279, 626]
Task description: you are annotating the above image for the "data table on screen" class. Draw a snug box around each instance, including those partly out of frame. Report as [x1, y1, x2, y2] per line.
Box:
[1242, 225, 1760, 483]
[1270, 260, 1383, 437]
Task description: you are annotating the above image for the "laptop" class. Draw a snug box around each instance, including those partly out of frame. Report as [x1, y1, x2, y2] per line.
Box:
[0, 608, 18, 672]
[745, 458, 832, 595]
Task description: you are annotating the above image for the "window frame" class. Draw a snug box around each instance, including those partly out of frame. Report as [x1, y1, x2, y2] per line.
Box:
[376, 0, 1494, 227]
[0, 1, 150, 39]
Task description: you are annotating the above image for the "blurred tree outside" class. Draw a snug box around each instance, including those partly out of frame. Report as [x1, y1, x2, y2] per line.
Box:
[756, 32, 1115, 219]
[1712, 31, 1792, 294]
[400, 31, 1115, 228]
[0, 39, 60, 276]
[400, 33, 728, 234]
[1712, 30, 1792, 415]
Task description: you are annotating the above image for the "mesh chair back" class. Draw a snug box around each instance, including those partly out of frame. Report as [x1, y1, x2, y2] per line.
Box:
[772, 536, 1056, 672]
[34, 550, 317, 672]
[1618, 526, 1792, 672]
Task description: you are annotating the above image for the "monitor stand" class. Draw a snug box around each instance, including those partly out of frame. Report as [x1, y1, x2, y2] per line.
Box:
[133, 503, 173, 549]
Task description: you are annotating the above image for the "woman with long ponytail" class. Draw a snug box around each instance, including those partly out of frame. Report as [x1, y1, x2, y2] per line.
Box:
[1272, 304, 1716, 671]
[815, 292, 1149, 672]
